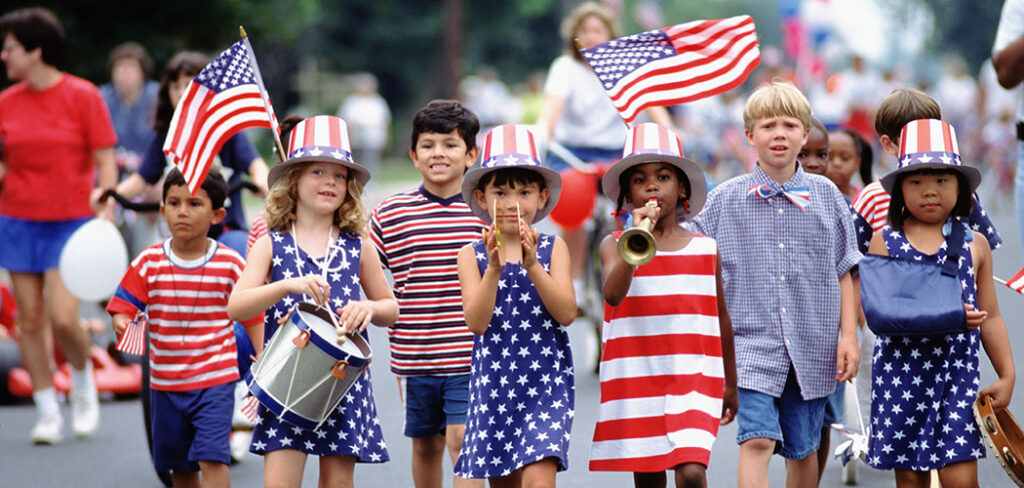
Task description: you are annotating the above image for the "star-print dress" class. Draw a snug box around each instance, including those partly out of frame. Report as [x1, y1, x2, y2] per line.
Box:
[453, 233, 575, 478]
[249, 230, 389, 463]
[867, 224, 983, 471]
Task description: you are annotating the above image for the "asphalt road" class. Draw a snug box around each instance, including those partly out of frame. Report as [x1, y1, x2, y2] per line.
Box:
[2, 178, 1023, 487]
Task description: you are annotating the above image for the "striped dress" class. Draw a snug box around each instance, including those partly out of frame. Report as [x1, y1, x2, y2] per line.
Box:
[590, 233, 724, 471]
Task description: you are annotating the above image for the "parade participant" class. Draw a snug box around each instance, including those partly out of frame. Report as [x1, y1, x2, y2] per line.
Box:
[454, 124, 576, 487]
[245, 114, 305, 256]
[228, 115, 396, 487]
[114, 51, 270, 242]
[99, 41, 158, 178]
[994, 0, 1024, 261]
[107, 168, 258, 488]
[589, 122, 736, 487]
[369, 100, 484, 488]
[797, 117, 830, 176]
[0, 7, 116, 444]
[862, 119, 1015, 488]
[827, 128, 873, 200]
[690, 81, 862, 487]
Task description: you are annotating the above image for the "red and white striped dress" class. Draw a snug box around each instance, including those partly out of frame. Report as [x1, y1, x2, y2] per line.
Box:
[590, 233, 724, 472]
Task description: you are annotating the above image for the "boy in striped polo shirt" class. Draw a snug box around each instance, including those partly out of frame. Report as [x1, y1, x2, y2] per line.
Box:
[107, 168, 262, 486]
[369, 100, 485, 488]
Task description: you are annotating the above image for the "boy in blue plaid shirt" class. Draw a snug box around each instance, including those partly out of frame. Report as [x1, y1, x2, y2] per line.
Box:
[691, 81, 861, 487]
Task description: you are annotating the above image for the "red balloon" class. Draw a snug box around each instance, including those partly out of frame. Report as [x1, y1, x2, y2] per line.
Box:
[549, 168, 596, 230]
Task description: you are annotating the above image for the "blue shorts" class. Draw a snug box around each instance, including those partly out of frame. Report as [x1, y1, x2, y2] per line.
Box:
[402, 374, 470, 438]
[544, 145, 620, 173]
[150, 381, 234, 471]
[736, 370, 827, 460]
[0, 216, 90, 273]
[823, 380, 846, 426]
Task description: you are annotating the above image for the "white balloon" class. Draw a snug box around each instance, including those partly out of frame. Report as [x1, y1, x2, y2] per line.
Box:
[59, 219, 128, 302]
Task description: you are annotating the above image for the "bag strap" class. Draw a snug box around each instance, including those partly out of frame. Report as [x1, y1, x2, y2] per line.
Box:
[942, 219, 965, 277]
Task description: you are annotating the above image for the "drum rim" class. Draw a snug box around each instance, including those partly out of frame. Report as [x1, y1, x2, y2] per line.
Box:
[247, 374, 326, 430]
[291, 303, 371, 366]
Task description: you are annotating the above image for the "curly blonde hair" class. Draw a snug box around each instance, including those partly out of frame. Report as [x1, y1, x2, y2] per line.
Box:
[264, 162, 367, 236]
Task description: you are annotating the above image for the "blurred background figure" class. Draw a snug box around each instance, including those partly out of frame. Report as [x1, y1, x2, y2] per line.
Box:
[337, 72, 390, 179]
[460, 66, 519, 135]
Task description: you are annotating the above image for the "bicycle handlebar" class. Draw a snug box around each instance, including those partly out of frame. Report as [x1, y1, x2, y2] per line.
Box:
[102, 180, 262, 213]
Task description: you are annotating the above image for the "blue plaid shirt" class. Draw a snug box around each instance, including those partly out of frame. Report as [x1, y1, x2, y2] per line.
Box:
[691, 164, 862, 400]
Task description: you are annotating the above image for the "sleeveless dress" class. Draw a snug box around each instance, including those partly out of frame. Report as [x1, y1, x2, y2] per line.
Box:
[590, 233, 724, 471]
[249, 230, 389, 462]
[866, 224, 982, 471]
[453, 233, 575, 478]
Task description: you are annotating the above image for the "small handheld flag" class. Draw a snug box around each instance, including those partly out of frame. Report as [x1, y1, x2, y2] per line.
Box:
[115, 313, 147, 356]
[1003, 266, 1024, 295]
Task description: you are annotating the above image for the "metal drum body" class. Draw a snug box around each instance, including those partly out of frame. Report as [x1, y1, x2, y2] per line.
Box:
[247, 302, 371, 430]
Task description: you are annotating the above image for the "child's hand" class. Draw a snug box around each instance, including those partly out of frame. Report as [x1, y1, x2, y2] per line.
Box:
[965, 303, 988, 330]
[287, 275, 331, 306]
[482, 226, 501, 271]
[336, 301, 373, 334]
[520, 219, 540, 270]
[720, 385, 738, 425]
[980, 377, 1014, 412]
[112, 315, 131, 339]
[630, 201, 660, 227]
[835, 334, 859, 382]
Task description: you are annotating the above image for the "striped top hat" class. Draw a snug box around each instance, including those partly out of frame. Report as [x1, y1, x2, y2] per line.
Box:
[880, 119, 980, 194]
[461, 124, 562, 224]
[267, 115, 371, 189]
[602, 122, 707, 220]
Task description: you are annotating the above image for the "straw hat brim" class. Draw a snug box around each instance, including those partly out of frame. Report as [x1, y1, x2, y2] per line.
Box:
[461, 165, 563, 224]
[879, 162, 981, 195]
[267, 155, 371, 190]
[601, 152, 707, 220]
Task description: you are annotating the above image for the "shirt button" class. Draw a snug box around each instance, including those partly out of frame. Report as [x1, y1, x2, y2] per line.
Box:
[778, 208, 784, 214]
[781, 307, 787, 314]
[778, 243, 785, 249]
[779, 275, 786, 282]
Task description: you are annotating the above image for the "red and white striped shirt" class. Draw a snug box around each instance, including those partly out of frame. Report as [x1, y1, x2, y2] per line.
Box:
[851, 181, 890, 232]
[590, 234, 724, 471]
[107, 239, 262, 391]
[370, 187, 487, 376]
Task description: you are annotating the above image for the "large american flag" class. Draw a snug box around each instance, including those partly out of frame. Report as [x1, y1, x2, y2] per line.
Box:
[581, 15, 761, 124]
[163, 38, 279, 195]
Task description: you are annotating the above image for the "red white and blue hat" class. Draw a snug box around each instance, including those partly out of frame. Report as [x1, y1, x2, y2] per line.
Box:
[267, 115, 370, 189]
[602, 122, 707, 220]
[461, 124, 562, 224]
[880, 119, 980, 194]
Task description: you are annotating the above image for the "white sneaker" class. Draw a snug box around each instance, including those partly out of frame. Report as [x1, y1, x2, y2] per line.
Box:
[230, 430, 252, 462]
[70, 386, 100, 438]
[31, 413, 64, 445]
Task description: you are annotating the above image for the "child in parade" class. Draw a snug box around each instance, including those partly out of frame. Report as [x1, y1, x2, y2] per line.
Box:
[690, 81, 862, 487]
[368, 100, 485, 488]
[861, 118, 1015, 488]
[589, 122, 736, 487]
[228, 115, 398, 487]
[827, 128, 873, 201]
[797, 117, 830, 176]
[454, 124, 576, 487]
[107, 168, 260, 488]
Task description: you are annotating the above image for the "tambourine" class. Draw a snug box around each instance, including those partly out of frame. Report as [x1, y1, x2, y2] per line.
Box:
[973, 394, 1024, 487]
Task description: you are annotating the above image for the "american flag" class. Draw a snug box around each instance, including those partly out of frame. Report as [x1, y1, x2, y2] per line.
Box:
[581, 15, 761, 124]
[163, 38, 280, 195]
[1006, 266, 1024, 294]
[240, 394, 259, 424]
[115, 313, 146, 356]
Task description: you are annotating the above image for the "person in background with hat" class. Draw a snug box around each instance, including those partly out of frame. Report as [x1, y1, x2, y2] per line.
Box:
[860, 119, 1015, 488]
[690, 81, 862, 487]
[0, 6, 116, 444]
[588, 122, 736, 487]
[454, 124, 576, 487]
[228, 115, 398, 487]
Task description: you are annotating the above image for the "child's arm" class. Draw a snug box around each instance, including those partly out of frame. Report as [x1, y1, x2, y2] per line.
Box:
[836, 271, 859, 382]
[522, 228, 576, 326]
[227, 235, 332, 321]
[599, 234, 634, 307]
[715, 252, 737, 425]
[458, 232, 502, 334]
[973, 233, 1016, 410]
[336, 237, 399, 333]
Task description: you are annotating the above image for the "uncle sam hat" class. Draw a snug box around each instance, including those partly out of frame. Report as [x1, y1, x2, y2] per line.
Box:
[880, 119, 981, 194]
[461, 124, 562, 224]
[267, 115, 371, 189]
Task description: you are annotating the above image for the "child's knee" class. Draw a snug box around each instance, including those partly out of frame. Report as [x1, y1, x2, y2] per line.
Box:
[674, 463, 707, 488]
[741, 437, 777, 455]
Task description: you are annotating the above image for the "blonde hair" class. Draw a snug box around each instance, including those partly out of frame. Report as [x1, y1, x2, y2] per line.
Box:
[561, 2, 619, 62]
[264, 162, 367, 237]
[742, 80, 812, 133]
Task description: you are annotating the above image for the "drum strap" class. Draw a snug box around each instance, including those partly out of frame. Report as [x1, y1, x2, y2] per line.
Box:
[290, 224, 344, 330]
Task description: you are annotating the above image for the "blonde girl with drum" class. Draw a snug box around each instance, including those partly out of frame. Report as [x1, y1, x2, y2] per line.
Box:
[228, 115, 398, 488]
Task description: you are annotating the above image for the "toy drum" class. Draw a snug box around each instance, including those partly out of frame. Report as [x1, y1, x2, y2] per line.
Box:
[247, 302, 372, 430]
[973, 394, 1024, 487]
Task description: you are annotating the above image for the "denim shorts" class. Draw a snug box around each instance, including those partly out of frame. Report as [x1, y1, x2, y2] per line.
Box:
[823, 380, 845, 426]
[150, 381, 234, 471]
[0, 216, 90, 273]
[402, 374, 471, 438]
[736, 370, 827, 460]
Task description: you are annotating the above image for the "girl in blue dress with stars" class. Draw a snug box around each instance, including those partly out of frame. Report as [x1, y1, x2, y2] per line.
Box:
[455, 124, 577, 487]
[228, 115, 398, 487]
[862, 119, 1014, 488]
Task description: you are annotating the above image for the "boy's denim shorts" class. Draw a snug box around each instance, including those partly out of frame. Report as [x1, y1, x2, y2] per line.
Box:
[736, 370, 827, 460]
[151, 381, 234, 471]
[402, 374, 471, 438]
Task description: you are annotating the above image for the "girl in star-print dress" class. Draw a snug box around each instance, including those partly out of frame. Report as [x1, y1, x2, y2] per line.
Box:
[455, 124, 577, 484]
[861, 118, 1013, 486]
[229, 115, 398, 487]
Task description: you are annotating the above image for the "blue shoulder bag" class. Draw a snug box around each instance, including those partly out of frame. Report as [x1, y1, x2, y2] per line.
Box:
[859, 221, 968, 336]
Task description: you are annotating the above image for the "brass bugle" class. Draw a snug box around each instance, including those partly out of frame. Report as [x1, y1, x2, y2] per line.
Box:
[617, 200, 658, 266]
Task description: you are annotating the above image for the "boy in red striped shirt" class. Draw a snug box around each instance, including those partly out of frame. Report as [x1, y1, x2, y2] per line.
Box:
[108, 168, 261, 487]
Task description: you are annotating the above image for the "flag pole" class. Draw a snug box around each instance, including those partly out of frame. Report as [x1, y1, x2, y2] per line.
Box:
[239, 26, 288, 163]
[995, 276, 1008, 287]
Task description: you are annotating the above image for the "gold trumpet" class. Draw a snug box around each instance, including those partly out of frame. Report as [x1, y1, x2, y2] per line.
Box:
[617, 199, 658, 266]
